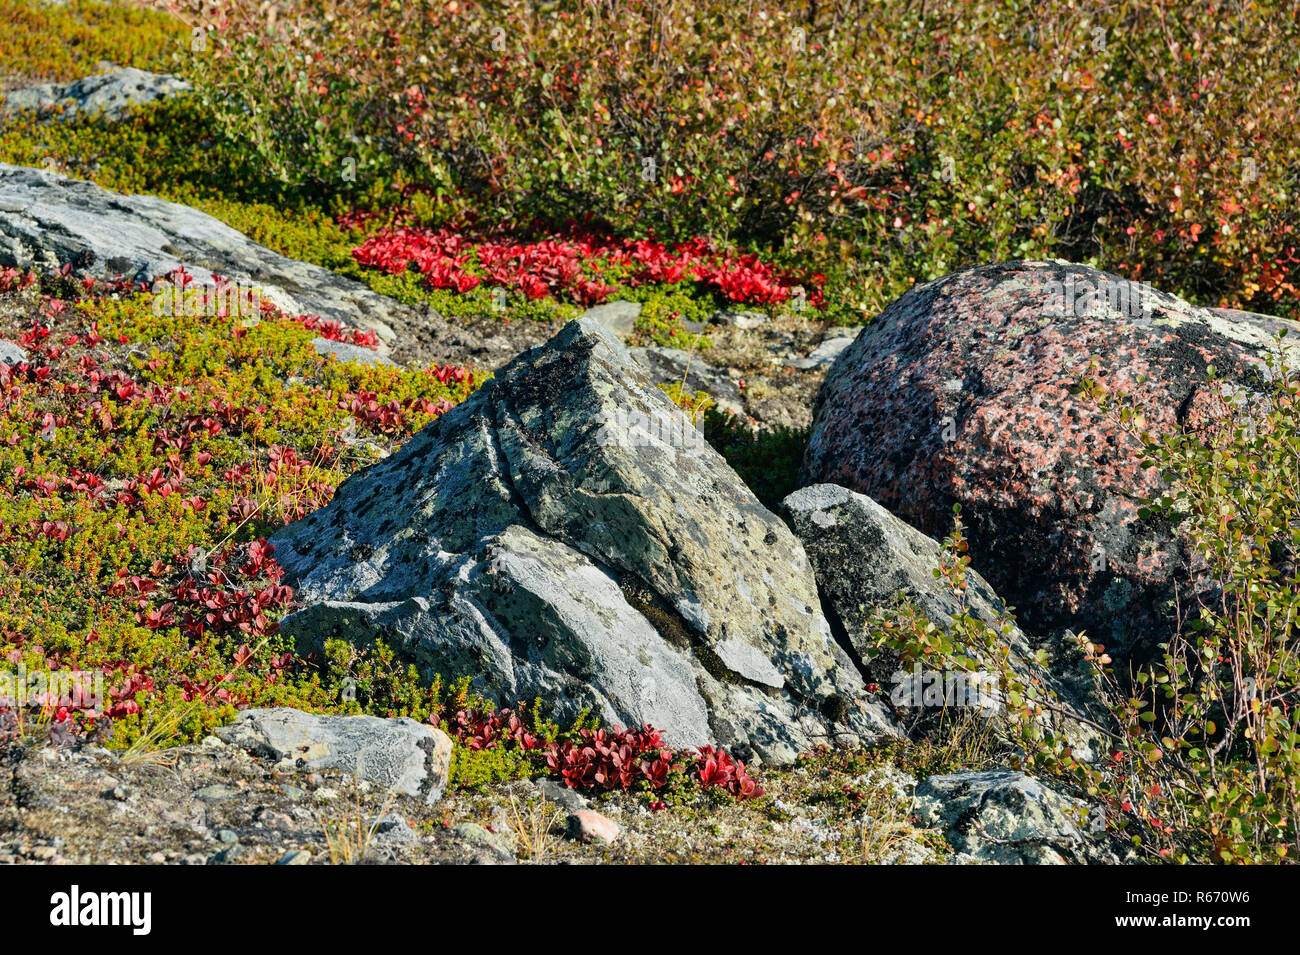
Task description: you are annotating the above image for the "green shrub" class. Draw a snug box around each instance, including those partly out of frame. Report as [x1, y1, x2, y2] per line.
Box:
[874, 346, 1300, 863]
[175, 0, 1299, 323]
[1073, 342, 1300, 863]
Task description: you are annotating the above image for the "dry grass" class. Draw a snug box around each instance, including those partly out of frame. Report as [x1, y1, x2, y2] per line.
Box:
[501, 794, 562, 863]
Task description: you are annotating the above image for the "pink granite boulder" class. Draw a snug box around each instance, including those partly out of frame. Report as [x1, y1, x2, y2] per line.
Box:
[802, 260, 1298, 657]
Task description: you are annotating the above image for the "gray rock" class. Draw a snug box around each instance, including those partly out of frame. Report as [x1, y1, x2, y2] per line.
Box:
[216, 708, 454, 805]
[192, 784, 240, 803]
[788, 328, 861, 369]
[538, 778, 588, 812]
[784, 484, 1018, 646]
[275, 849, 312, 865]
[0, 340, 26, 365]
[0, 164, 406, 348]
[782, 484, 1102, 758]
[368, 813, 418, 843]
[208, 845, 244, 865]
[2, 67, 191, 121]
[710, 309, 768, 330]
[914, 768, 1114, 864]
[272, 318, 897, 765]
[626, 345, 743, 415]
[581, 300, 642, 339]
[450, 822, 514, 860]
[311, 337, 398, 368]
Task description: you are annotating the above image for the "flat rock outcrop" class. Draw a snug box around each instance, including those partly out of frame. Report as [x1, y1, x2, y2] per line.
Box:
[0, 164, 417, 348]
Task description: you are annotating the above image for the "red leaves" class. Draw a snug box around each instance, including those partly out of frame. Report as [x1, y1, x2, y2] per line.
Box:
[290, 314, 381, 348]
[167, 540, 292, 641]
[448, 706, 542, 752]
[543, 726, 763, 800]
[40, 520, 71, 542]
[694, 745, 763, 799]
[351, 225, 823, 309]
[339, 388, 459, 434]
[240, 537, 273, 576]
[436, 706, 763, 801]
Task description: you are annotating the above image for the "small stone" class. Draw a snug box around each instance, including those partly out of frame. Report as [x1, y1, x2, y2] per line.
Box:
[192, 784, 240, 803]
[275, 849, 312, 866]
[710, 309, 768, 330]
[539, 778, 588, 812]
[451, 822, 514, 860]
[369, 813, 417, 843]
[217, 829, 239, 845]
[200, 735, 226, 749]
[148, 852, 166, 864]
[255, 807, 293, 829]
[565, 810, 620, 845]
[209, 845, 243, 865]
[183, 853, 207, 866]
[313, 787, 339, 804]
[311, 337, 398, 368]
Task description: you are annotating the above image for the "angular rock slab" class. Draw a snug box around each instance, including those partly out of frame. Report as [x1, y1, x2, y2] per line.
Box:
[627, 344, 744, 415]
[217, 708, 453, 805]
[783, 483, 1019, 647]
[0, 164, 408, 347]
[271, 317, 896, 764]
[783, 483, 1104, 759]
[803, 259, 1300, 656]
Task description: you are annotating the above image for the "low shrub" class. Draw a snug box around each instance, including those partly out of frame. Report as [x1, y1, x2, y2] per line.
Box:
[0, 0, 184, 84]
[171, 0, 1299, 323]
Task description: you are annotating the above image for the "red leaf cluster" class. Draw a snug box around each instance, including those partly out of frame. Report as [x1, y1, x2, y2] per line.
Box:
[351, 226, 823, 309]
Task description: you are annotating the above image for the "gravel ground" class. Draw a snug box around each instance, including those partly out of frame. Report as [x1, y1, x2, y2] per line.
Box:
[0, 738, 948, 865]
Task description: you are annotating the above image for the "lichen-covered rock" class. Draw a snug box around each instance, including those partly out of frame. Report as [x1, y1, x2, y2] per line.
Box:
[271, 317, 896, 765]
[1, 67, 191, 121]
[782, 483, 1019, 649]
[803, 260, 1300, 656]
[914, 768, 1116, 864]
[216, 708, 453, 805]
[781, 483, 1103, 758]
[0, 164, 408, 348]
